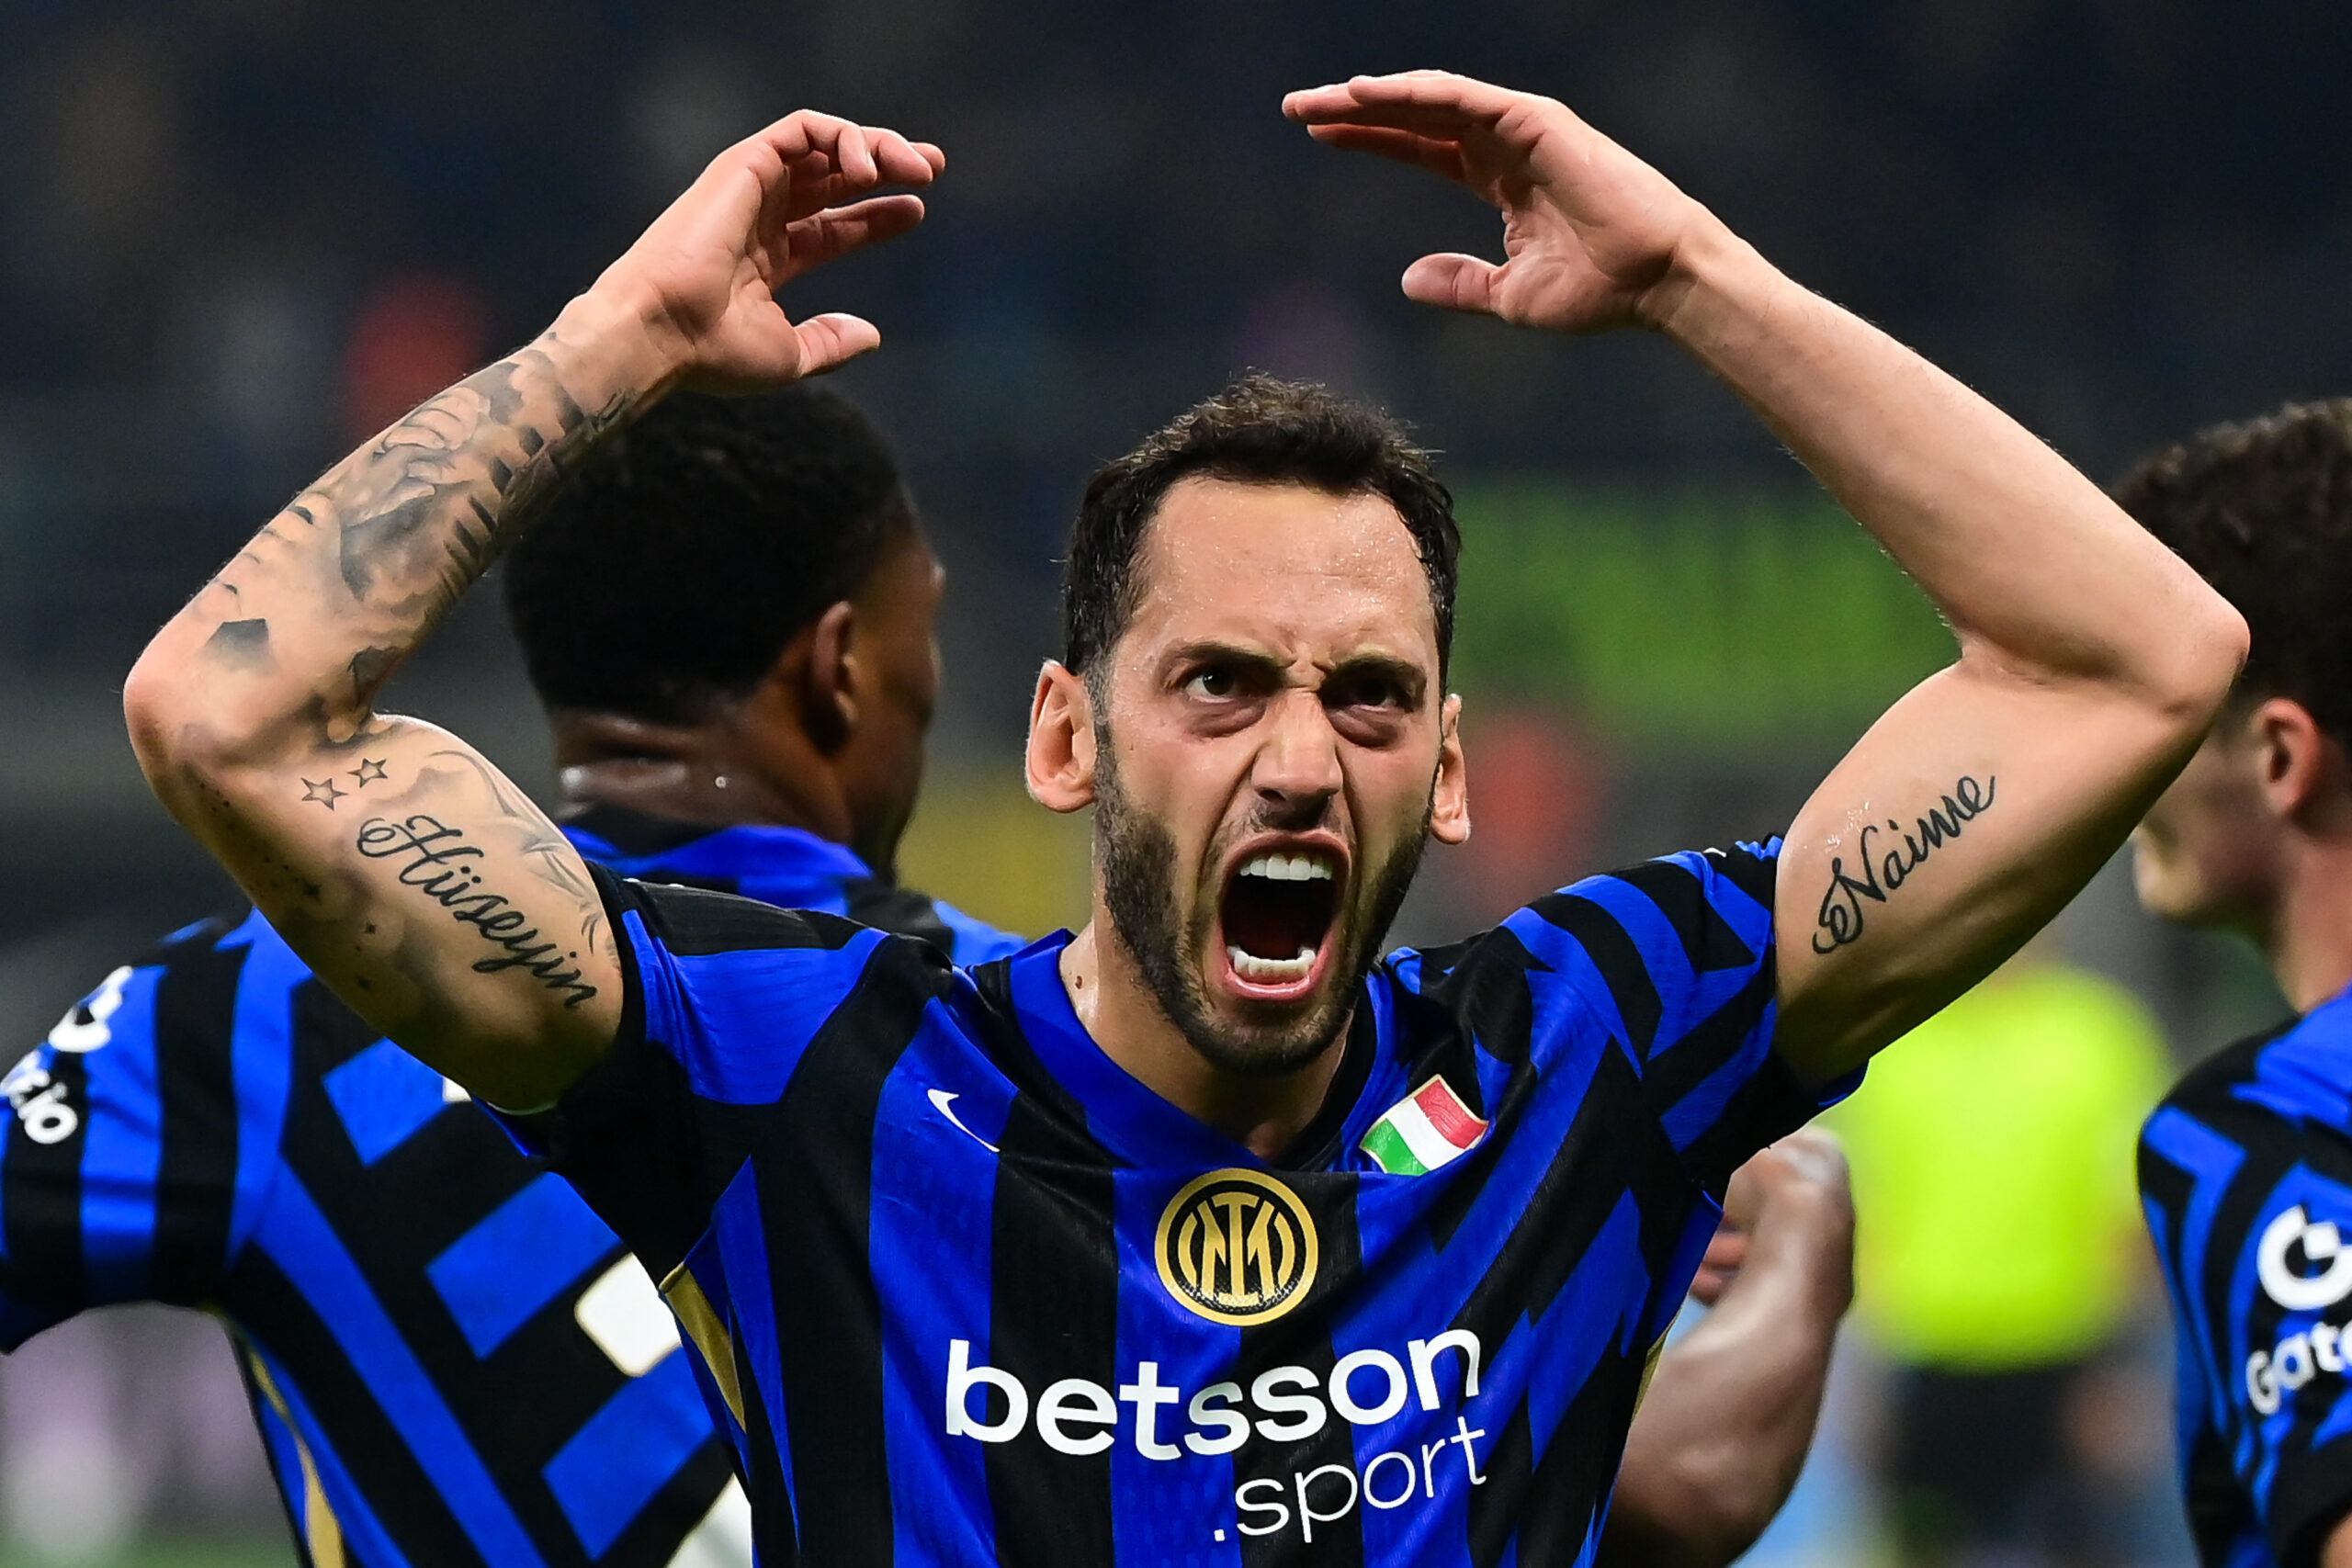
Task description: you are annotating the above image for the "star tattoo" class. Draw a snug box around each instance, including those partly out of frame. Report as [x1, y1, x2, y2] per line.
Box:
[348, 758, 388, 787]
[301, 777, 346, 809]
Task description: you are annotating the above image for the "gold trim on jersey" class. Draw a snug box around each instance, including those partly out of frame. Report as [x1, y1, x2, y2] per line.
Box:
[240, 1337, 346, 1568]
[661, 1260, 746, 1428]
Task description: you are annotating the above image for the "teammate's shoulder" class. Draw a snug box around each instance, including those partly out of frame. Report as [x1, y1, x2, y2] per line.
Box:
[2156, 1010, 2337, 1129]
[602, 867, 953, 978]
[839, 878, 1023, 964]
[131, 906, 266, 968]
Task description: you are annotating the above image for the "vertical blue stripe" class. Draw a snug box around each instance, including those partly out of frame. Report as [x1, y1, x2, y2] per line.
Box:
[252, 1176, 548, 1568]
[543, 1358, 713, 1557]
[76, 966, 166, 1303]
[424, 1173, 615, 1358]
[221, 923, 304, 1260]
[870, 1021, 1007, 1566]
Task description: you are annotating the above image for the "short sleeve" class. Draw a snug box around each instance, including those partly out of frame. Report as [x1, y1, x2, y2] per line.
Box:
[498, 866, 955, 1280]
[1459, 838, 1849, 1193]
[0, 921, 251, 1342]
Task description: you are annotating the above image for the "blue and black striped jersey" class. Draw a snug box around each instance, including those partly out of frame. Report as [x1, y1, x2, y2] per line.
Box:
[507, 837, 1849, 1567]
[2140, 988, 2352, 1568]
[0, 810, 1021, 1568]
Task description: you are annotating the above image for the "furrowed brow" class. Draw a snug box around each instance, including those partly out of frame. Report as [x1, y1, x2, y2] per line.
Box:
[1325, 652, 1430, 704]
[1161, 640, 1291, 682]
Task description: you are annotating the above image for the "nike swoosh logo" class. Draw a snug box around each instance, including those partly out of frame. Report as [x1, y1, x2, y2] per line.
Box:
[928, 1089, 999, 1153]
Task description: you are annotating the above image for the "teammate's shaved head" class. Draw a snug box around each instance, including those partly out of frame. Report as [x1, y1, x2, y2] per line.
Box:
[1059, 374, 1462, 685]
[503, 385, 917, 723]
[2114, 399, 2352, 748]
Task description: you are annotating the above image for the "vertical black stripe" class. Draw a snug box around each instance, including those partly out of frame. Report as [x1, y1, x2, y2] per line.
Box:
[150, 937, 250, 1303]
[3, 1047, 87, 1314]
[739, 1364, 802, 1567]
[1234, 1172, 1365, 1568]
[759, 936, 941, 1567]
[982, 1089, 1120, 1568]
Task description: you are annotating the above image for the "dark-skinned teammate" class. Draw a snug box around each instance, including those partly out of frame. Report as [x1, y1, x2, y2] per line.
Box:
[4, 386, 1017, 1568]
[125, 73, 2227, 1564]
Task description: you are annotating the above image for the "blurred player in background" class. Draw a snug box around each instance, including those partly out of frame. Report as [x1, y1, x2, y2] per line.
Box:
[120, 72, 2243, 1563]
[1, 385, 1023, 1568]
[2126, 401, 2352, 1568]
[1834, 941, 2170, 1567]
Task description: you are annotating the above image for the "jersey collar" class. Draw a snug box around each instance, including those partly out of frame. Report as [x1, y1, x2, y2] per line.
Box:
[1003, 932, 1383, 1172]
[560, 806, 873, 903]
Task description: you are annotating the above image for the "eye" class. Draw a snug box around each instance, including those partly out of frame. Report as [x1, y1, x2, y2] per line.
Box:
[1185, 666, 1238, 700]
[1333, 672, 1406, 710]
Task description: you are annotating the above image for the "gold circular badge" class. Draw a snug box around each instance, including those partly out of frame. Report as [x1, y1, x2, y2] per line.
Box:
[1155, 1168, 1319, 1326]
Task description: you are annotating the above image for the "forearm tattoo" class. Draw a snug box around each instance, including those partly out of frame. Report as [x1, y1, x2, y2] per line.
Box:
[167, 333, 636, 1022]
[200, 333, 635, 705]
[356, 814, 598, 1008]
[1811, 774, 1996, 953]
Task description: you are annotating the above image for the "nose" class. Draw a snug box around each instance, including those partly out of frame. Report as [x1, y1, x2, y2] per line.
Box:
[1251, 690, 1343, 823]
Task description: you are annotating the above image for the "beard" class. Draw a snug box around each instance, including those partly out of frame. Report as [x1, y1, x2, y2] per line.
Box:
[1093, 737, 1429, 1078]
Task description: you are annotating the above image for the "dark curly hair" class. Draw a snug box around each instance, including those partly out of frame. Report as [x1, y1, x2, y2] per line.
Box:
[2112, 399, 2352, 748]
[501, 385, 915, 722]
[1060, 374, 1461, 682]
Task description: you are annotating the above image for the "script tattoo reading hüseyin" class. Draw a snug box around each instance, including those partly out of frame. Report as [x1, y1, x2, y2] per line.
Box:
[1812, 774, 1996, 953]
[356, 813, 600, 1008]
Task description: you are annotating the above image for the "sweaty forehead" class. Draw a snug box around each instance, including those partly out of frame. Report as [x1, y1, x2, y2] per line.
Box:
[1123, 477, 1439, 666]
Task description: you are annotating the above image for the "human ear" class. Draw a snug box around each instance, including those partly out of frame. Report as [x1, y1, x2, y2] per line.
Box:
[1430, 693, 1471, 845]
[2254, 696, 2352, 825]
[1026, 661, 1098, 813]
[800, 601, 858, 750]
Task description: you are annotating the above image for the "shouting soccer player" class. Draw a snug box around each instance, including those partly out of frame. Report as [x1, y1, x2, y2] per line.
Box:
[22, 365, 1835, 1568]
[2124, 403, 2352, 1568]
[122, 76, 2242, 1564]
[4, 386, 1020, 1568]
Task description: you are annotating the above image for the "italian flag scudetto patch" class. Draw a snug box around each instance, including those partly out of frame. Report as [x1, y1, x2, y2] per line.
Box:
[1360, 1075, 1489, 1176]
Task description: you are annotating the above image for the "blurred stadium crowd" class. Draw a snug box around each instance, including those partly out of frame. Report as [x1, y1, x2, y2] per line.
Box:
[0, 0, 2346, 1563]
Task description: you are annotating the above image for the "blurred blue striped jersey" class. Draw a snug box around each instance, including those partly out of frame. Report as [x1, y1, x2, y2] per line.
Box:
[0, 807, 1020, 1568]
[2141, 987, 2352, 1568]
[506, 837, 1849, 1567]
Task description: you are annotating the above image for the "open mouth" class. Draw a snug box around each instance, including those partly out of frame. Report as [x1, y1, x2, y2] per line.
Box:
[1218, 847, 1342, 994]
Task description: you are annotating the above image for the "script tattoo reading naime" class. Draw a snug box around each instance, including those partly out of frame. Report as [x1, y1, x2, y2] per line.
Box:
[1812, 774, 1996, 954]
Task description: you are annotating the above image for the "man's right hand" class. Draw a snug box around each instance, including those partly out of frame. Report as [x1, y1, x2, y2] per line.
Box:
[575, 111, 944, 394]
[125, 108, 938, 1111]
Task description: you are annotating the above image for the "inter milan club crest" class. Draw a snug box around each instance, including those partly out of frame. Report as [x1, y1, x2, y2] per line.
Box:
[1155, 1168, 1319, 1326]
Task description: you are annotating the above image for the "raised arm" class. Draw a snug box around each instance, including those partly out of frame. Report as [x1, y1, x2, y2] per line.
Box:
[1286, 71, 2246, 1080]
[123, 112, 943, 1108]
[1600, 1133, 1853, 1568]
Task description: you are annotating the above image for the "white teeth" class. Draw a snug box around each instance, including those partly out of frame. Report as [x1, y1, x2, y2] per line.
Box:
[1229, 945, 1317, 984]
[1238, 852, 1336, 883]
